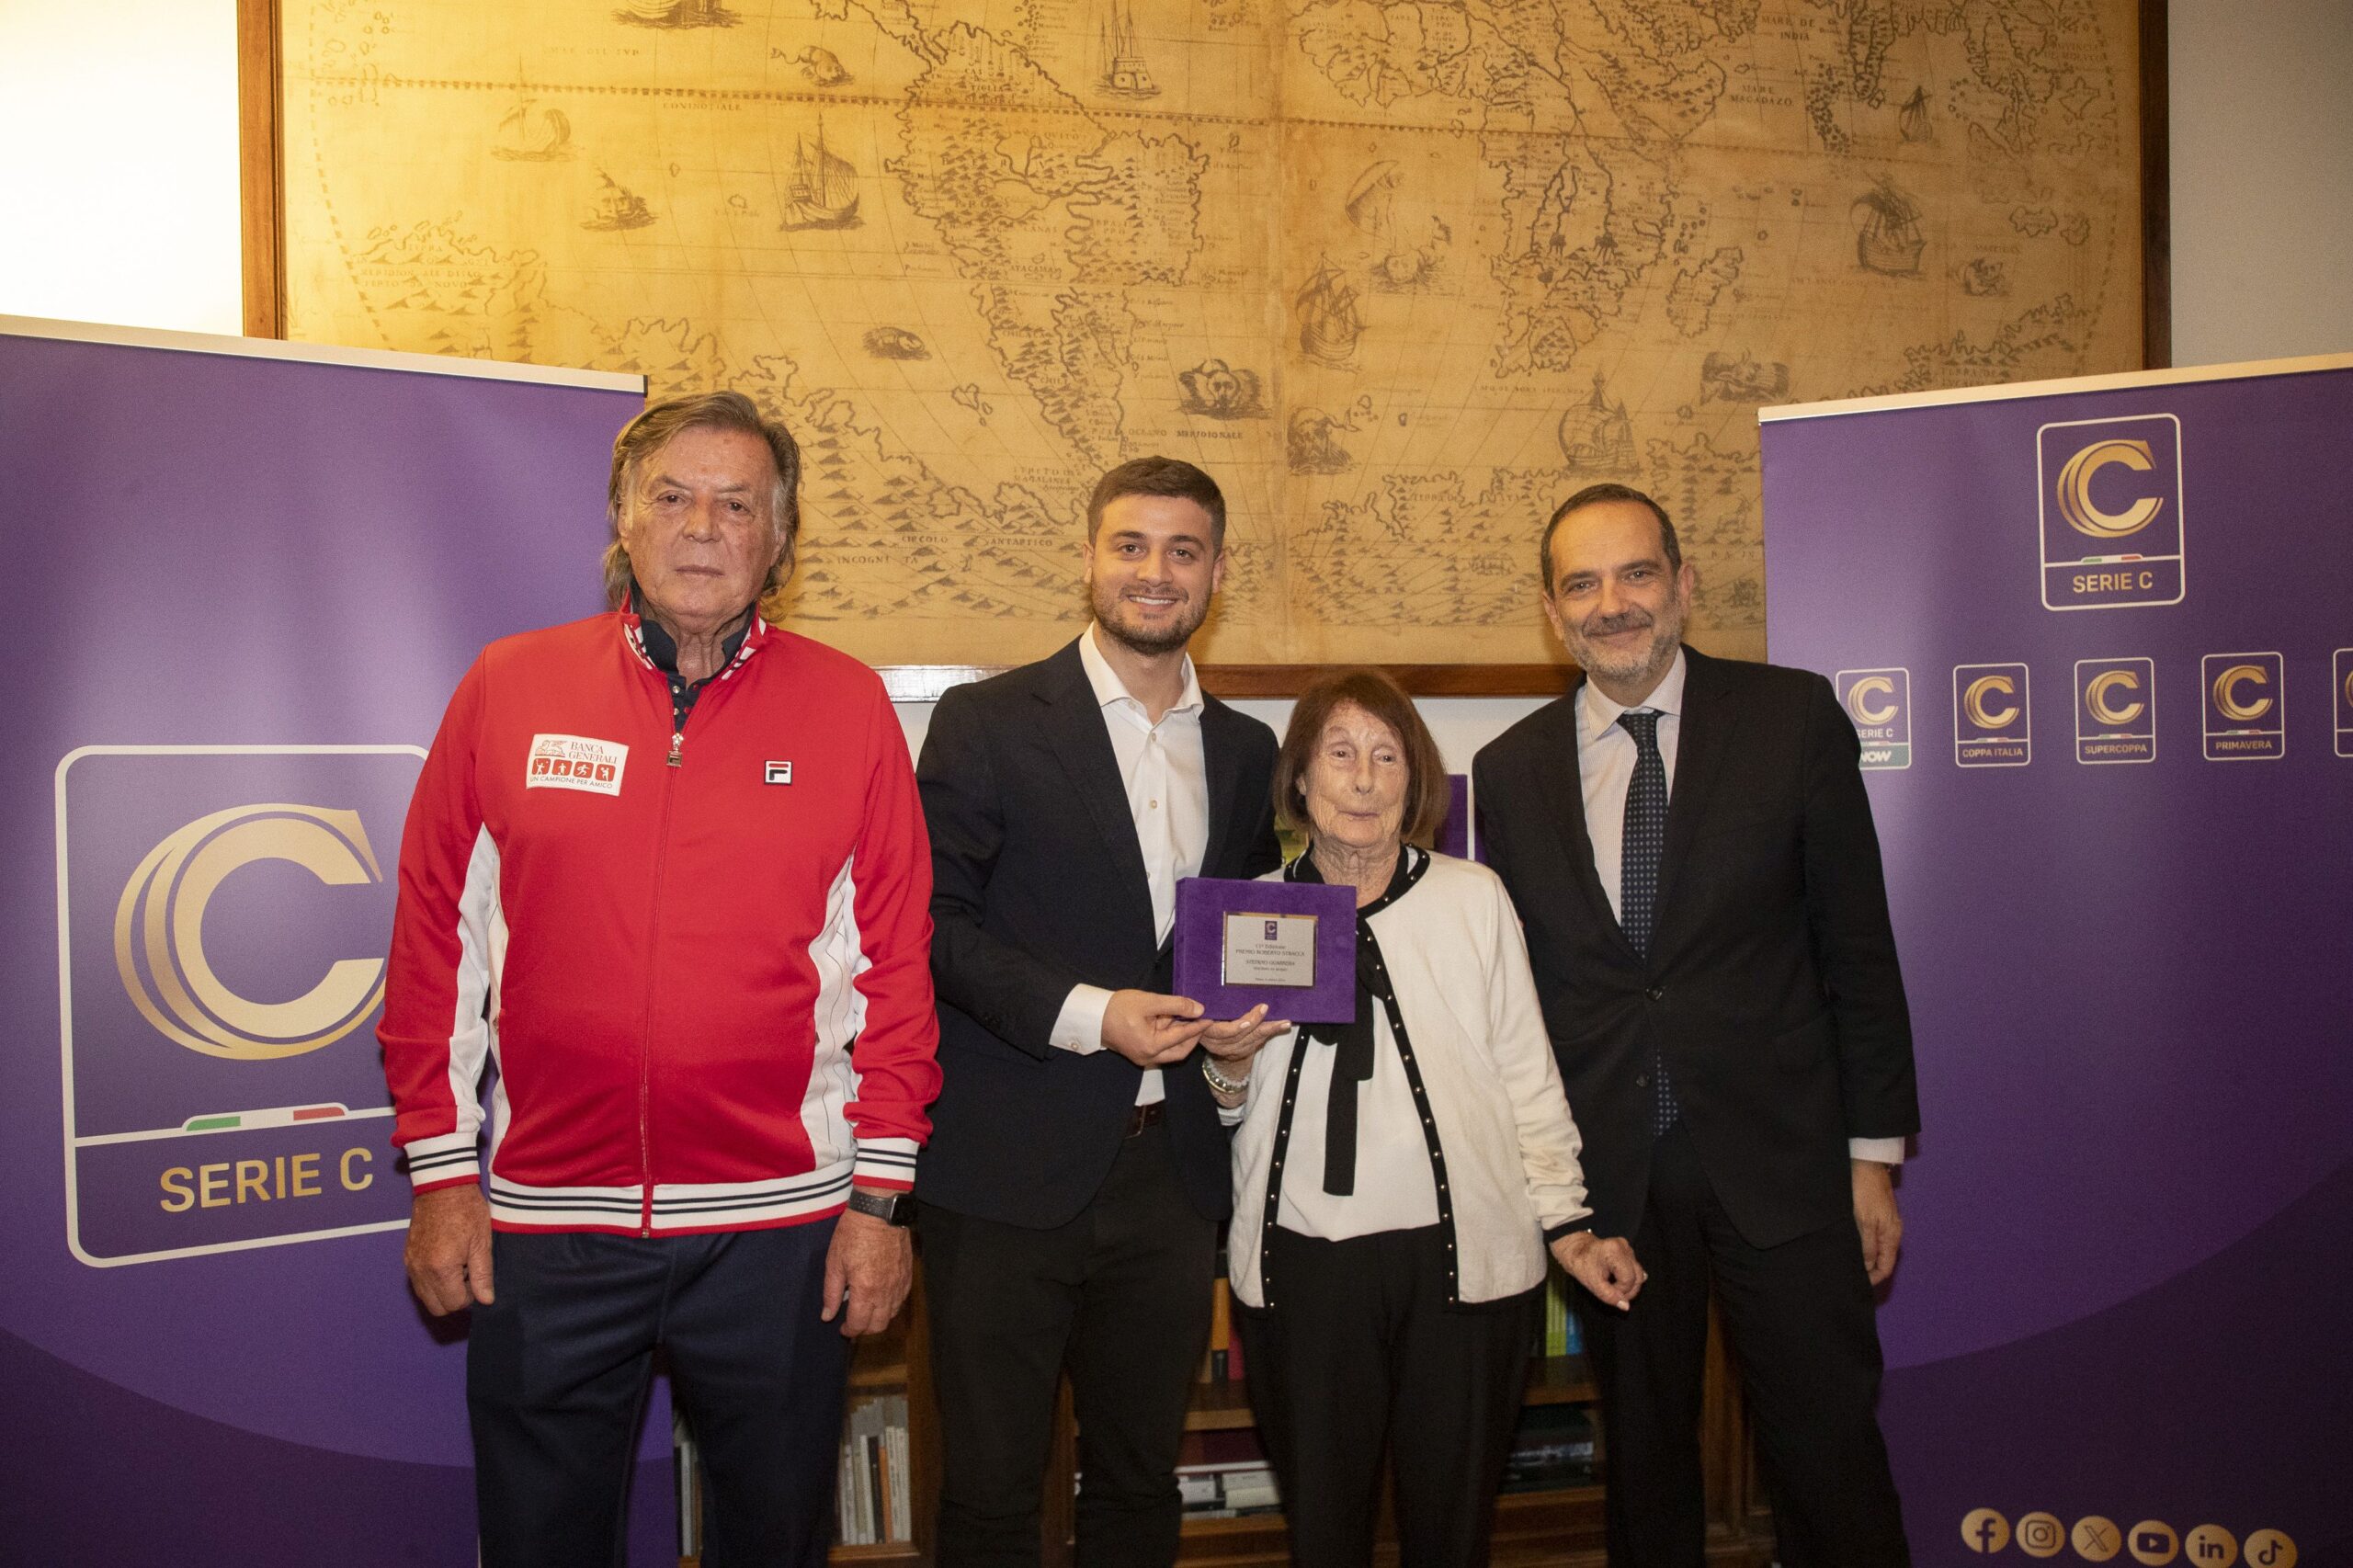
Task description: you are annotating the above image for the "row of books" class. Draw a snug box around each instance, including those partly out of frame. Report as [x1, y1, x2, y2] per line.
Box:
[1176, 1404, 1597, 1521]
[1176, 1427, 1281, 1518]
[1502, 1404, 1599, 1493]
[675, 1392, 913, 1555]
[1537, 1265, 1586, 1358]
[1199, 1257, 1247, 1384]
[835, 1392, 914, 1545]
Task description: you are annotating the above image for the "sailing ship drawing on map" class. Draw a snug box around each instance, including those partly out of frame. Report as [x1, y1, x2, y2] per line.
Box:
[1097, 1, 1160, 99]
[491, 94, 572, 161]
[1295, 257, 1363, 368]
[1557, 372, 1636, 471]
[1853, 180, 1926, 275]
[782, 121, 861, 231]
[1898, 86, 1933, 143]
[582, 171, 655, 231]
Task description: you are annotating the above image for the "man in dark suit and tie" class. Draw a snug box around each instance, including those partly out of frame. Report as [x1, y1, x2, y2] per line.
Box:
[1473, 483, 1920, 1568]
[914, 457, 1285, 1568]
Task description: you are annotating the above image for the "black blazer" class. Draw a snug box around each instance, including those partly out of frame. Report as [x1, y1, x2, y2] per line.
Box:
[914, 639, 1281, 1228]
[1472, 648, 1920, 1248]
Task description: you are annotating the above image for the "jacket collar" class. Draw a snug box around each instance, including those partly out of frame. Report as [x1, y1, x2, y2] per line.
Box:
[620, 584, 766, 681]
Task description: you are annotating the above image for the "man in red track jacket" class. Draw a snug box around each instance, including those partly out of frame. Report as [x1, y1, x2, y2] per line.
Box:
[379, 392, 940, 1568]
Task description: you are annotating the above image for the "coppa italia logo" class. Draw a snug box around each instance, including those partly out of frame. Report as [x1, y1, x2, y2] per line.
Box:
[1836, 668, 1912, 770]
[56, 746, 424, 1266]
[1953, 664, 2032, 767]
[1961, 1508, 2296, 1565]
[2038, 415, 2186, 612]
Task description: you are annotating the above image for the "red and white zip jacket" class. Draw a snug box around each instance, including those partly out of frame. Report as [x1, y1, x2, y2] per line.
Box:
[379, 608, 939, 1233]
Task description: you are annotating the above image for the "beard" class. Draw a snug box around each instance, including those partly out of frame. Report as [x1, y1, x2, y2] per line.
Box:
[1092, 578, 1210, 656]
[1568, 600, 1684, 686]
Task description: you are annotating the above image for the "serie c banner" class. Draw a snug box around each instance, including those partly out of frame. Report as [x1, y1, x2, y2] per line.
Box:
[0, 320, 649, 1563]
[1762, 355, 2353, 1568]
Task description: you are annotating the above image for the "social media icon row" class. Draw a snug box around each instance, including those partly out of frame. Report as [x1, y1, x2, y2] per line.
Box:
[1962, 1508, 2296, 1564]
[1837, 651, 2353, 769]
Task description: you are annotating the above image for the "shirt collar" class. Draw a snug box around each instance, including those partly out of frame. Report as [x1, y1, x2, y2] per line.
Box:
[1578, 646, 1688, 740]
[625, 581, 758, 678]
[1079, 621, 1204, 716]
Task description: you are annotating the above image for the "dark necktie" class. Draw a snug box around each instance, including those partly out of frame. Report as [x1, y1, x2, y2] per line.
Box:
[1619, 710, 1680, 1134]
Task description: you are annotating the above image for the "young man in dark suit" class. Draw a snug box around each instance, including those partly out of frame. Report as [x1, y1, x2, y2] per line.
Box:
[913, 458, 1286, 1568]
[1472, 483, 1921, 1568]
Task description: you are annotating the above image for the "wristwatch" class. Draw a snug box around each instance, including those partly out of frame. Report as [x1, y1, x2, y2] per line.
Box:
[845, 1187, 915, 1227]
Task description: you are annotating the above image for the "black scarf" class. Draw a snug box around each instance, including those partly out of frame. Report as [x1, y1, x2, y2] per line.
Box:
[1287, 846, 1427, 1197]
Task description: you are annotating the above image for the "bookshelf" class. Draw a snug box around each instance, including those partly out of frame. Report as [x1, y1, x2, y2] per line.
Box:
[679, 1264, 1773, 1567]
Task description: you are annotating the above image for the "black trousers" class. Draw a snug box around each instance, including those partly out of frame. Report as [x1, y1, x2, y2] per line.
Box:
[1580, 1122, 1907, 1568]
[467, 1221, 849, 1568]
[1233, 1224, 1541, 1568]
[919, 1119, 1217, 1568]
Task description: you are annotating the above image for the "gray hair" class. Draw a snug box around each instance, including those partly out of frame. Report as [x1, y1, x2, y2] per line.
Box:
[602, 392, 802, 620]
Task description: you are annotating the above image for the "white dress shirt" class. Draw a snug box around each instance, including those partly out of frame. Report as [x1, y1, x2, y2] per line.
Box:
[1044, 623, 1210, 1106]
[1576, 650, 1904, 1166]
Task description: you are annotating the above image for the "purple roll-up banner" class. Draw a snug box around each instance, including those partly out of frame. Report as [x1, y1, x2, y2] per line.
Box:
[1173, 877, 1358, 1023]
[0, 319, 675, 1564]
[1761, 354, 2353, 1568]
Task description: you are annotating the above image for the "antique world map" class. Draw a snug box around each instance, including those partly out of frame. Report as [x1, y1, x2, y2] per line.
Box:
[283, 0, 2142, 668]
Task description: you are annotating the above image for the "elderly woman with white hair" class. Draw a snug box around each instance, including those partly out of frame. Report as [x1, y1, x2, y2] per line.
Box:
[1199, 668, 1643, 1568]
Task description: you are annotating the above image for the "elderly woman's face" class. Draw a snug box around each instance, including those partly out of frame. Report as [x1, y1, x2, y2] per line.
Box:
[1300, 701, 1409, 856]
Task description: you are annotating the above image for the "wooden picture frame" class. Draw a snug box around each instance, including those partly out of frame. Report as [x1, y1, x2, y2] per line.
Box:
[239, 0, 2169, 700]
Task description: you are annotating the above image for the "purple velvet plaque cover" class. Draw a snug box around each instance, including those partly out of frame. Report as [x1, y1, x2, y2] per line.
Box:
[1172, 877, 1358, 1023]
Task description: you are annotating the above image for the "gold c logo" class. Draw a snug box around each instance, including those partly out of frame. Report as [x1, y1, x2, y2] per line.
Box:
[1847, 676, 1899, 725]
[2058, 438, 2165, 539]
[2086, 669, 2146, 726]
[1963, 674, 2020, 730]
[114, 804, 386, 1061]
[2212, 664, 2274, 722]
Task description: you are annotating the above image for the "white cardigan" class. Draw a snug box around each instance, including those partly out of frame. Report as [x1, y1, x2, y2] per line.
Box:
[1225, 851, 1593, 1307]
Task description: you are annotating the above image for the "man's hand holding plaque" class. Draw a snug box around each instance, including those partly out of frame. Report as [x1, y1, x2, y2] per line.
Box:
[1099, 989, 1213, 1066]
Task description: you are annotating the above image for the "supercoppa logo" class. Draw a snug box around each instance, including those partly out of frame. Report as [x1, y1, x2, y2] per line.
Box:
[2038, 415, 2186, 611]
[2076, 658, 2156, 765]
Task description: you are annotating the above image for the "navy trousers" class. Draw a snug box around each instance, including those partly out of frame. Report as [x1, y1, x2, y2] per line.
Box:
[467, 1221, 849, 1568]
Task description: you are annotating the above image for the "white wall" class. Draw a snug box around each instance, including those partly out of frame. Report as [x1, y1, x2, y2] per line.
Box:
[2165, 0, 2353, 368]
[0, 0, 242, 335]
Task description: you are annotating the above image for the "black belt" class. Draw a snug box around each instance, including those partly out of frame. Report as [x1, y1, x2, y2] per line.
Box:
[1125, 1101, 1165, 1137]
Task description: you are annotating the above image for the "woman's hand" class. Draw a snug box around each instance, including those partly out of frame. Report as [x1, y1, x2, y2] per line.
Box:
[1549, 1232, 1645, 1312]
[1199, 1004, 1289, 1067]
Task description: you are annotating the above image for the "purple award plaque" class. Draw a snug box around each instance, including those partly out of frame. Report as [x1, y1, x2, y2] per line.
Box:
[1172, 877, 1358, 1023]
